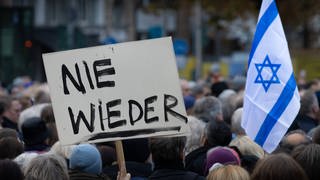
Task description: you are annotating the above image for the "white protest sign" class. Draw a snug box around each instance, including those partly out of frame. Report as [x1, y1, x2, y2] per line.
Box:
[42, 37, 189, 145]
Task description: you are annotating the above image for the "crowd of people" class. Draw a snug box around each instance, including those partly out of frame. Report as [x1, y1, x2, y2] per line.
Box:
[1, 69, 320, 180]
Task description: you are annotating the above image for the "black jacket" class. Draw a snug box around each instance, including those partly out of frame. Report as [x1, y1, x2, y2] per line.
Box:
[185, 146, 209, 176]
[148, 161, 205, 180]
[103, 161, 152, 180]
[69, 170, 111, 180]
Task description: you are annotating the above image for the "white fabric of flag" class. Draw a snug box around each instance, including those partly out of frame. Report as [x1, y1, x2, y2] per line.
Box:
[242, 0, 300, 153]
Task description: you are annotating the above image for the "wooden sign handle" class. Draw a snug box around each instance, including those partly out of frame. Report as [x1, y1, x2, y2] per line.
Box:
[115, 140, 127, 177]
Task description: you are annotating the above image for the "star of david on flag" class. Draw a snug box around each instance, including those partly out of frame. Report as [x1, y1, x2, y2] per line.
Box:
[241, 0, 300, 153]
[254, 55, 281, 92]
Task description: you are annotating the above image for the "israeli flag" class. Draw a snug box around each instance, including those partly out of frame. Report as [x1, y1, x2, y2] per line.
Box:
[242, 0, 300, 153]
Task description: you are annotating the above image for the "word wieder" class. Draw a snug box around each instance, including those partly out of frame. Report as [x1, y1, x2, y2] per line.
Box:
[61, 58, 187, 135]
[68, 94, 187, 135]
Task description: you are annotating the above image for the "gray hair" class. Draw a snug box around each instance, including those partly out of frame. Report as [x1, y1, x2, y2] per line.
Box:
[24, 153, 69, 180]
[300, 90, 319, 115]
[193, 96, 222, 123]
[231, 108, 245, 136]
[149, 136, 186, 164]
[185, 116, 206, 155]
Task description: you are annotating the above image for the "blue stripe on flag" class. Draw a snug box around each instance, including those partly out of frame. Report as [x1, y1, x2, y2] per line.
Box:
[248, 1, 278, 67]
[254, 73, 297, 146]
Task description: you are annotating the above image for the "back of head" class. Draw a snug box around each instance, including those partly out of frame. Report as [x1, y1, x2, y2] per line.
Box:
[21, 117, 48, 146]
[291, 143, 320, 180]
[277, 130, 311, 154]
[69, 144, 102, 175]
[204, 146, 241, 175]
[193, 96, 222, 123]
[24, 153, 69, 180]
[229, 136, 264, 159]
[312, 126, 320, 144]
[0, 95, 12, 115]
[123, 138, 150, 163]
[149, 136, 186, 166]
[251, 153, 308, 180]
[0, 159, 23, 180]
[185, 116, 206, 155]
[299, 89, 319, 115]
[207, 165, 250, 180]
[211, 81, 229, 97]
[0, 137, 23, 159]
[231, 108, 245, 136]
[206, 120, 232, 148]
[34, 89, 51, 104]
[0, 128, 19, 140]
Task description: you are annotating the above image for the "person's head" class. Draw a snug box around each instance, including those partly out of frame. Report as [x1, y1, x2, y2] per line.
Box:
[299, 89, 319, 118]
[0, 128, 19, 140]
[123, 138, 150, 163]
[1, 96, 21, 123]
[21, 117, 48, 147]
[229, 136, 264, 159]
[231, 108, 245, 136]
[193, 96, 223, 123]
[184, 95, 196, 115]
[24, 153, 69, 180]
[180, 79, 191, 96]
[291, 143, 320, 180]
[276, 130, 311, 154]
[190, 84, 206, 99]
[149, 136, 186, 166]
[69, 144, 102, 175]
[204, 120, 232, 148]
[96, 145, 116, 167]
[211, 82, 229, 97]
[34, 89, 51, 104]
[207, 165, 250, 180]
[312, 125, 320, 144]
[185, 116, 206, 155]
[204, 146, 241, 176]
[0, 159, 23, 180]
[49, 141, 76, 160]
[0, 137, 23, 159]
[218, 89, 237, 125]
[41, 105, 58, 146]
[251, 153, 308, 180]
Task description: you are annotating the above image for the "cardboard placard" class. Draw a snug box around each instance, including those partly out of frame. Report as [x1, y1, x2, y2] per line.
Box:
[42, 37, 189, 145]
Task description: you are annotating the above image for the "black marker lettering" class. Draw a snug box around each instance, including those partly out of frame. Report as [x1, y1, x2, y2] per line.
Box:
[68, 103, 95, 134]
[164, 94, 187, 123]
[107, 99, 126, 129]
[145, 96, 159, 123]
[93, 59, 115, 88]
[128, 100, 143, 126]
[62, 64, 86, 94]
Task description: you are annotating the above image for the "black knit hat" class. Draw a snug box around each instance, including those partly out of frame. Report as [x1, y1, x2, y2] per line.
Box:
[21, 117, 48, 145]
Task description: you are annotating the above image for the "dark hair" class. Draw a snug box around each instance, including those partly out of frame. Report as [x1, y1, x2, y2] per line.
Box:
[41, 105, 58, 146]
[0, 95, 12, 114]
[123, 138, 150, 163]
[251, 153, 308, 180]
[0, 128, 19, 140]
[312, 126, 320, 144]
[291, 144, 320, 180]
[206, 120, 232, 147]
[0, 137, 23, 159]
[149, 136, 186, 165]
[0, 159, 24, 180]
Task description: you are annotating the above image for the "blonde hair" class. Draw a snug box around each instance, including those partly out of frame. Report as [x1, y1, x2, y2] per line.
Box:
[207, 165, 250, 180]
[229, 135, 265, 159]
